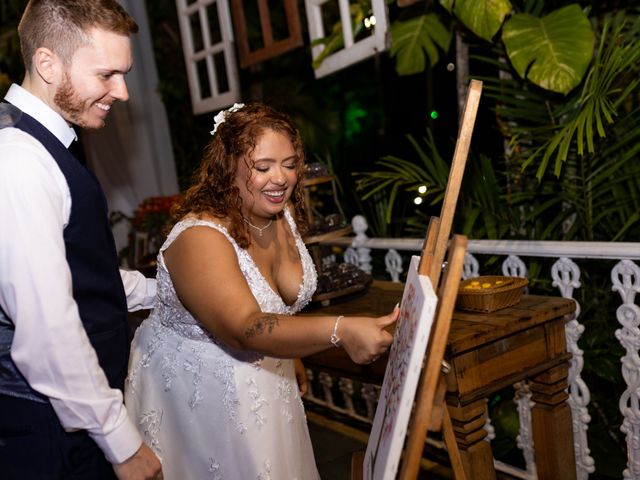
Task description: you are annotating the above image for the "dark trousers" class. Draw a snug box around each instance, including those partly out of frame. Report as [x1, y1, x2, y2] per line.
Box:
[0, 394, 117, 480]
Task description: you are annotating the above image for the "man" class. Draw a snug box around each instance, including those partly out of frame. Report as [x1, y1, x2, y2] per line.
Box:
[0, 1, 163, 478]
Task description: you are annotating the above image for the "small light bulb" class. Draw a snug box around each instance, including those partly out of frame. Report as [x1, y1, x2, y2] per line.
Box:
[370, 16, 376, 26]
[418, 185, 427, 194]
[447, 63, 455, 71]
[364, 18, 371, 29]
[414, 197, 423, 205]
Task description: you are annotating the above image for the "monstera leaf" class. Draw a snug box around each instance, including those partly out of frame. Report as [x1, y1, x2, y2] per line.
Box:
[502, 4, 594, 94]
[443, 0, 512, 41]
[390, 14, 452, 76]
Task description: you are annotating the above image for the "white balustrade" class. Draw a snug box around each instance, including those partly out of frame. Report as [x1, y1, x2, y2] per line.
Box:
[552, 258, 595, 479]
[350, 215, 372, 273]
[514, 381, 537, 479]
[338, 377, 356, 415]
[361, 383, 379, 421]
[384, 248, 403, 282]
[612, 260, 640, 479]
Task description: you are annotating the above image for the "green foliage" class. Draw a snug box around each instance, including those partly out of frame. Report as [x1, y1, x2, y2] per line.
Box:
[356, 130, 517, 239]
[475, 70, 640, 242]
[502, 4, 594, 94]
[389, 13, 452, 76]
[435, 1, 597, 96]
[448, 0, 512, 41]
[523, 20, 640, 179]
[355, 129, 448, 225]
[310, 0, 370, 70]
[357, 9, 640, 243]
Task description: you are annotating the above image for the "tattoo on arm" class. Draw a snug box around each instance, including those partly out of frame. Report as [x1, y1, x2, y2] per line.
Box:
[244, 314, 280, 338]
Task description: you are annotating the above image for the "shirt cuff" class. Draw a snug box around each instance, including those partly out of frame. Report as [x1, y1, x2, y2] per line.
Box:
[145, 278, 157, 305]
[120, 269, 157, 311]
[89, 410, 143, 464]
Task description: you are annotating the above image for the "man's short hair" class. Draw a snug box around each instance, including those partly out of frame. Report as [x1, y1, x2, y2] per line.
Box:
[18, 0, 139, 71]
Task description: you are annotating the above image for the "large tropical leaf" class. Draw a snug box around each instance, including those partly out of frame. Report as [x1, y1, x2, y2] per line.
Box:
[502, 4, 594, 94]
[446, 0, 513, 42]
[390, 14, 452, 76]
[522, 21, 640, 179]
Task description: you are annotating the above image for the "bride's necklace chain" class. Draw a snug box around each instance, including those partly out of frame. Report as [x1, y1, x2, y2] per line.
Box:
[243, 217, 274, 237]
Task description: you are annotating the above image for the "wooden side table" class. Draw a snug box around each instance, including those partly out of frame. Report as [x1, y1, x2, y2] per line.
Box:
[303, 281, 577, 479]
[445, 294, 577, 480]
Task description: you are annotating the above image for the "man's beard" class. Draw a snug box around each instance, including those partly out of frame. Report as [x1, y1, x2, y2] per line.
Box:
[53, 74, 102, 130]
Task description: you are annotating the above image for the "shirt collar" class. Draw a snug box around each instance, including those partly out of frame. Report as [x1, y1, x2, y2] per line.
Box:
[4, 83, 78, 148]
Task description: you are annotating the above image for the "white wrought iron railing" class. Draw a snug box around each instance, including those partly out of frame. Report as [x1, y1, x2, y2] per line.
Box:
[304, 215, 640, 480]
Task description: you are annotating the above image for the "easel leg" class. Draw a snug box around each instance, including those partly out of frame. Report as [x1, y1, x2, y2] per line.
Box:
[442, 406, 468, 480]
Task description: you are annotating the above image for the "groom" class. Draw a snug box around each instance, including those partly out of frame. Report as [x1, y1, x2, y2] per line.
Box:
[0, 1, 162, 478]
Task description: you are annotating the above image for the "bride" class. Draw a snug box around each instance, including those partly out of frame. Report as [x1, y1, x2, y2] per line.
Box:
[125, 102, 398, 479]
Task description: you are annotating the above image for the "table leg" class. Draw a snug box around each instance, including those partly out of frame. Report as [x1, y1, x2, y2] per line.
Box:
[529, 363, 577, 480]
[447, 398, 497, 480]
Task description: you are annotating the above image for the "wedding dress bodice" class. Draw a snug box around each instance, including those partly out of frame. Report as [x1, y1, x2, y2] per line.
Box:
[152, 208, 317, 342]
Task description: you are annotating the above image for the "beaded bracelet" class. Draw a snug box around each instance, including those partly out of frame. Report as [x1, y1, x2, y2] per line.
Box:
[330, 315, 344, 347]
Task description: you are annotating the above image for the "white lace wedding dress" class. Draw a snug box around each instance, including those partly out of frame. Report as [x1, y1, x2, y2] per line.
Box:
[125, 210, 320, 479]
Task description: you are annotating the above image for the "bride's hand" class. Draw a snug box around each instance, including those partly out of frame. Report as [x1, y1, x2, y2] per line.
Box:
[339, 306, 399, 365]
[294, 358, 308, 396]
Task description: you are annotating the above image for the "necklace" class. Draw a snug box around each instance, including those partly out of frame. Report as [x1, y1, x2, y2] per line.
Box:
[243, 217, 273, 237]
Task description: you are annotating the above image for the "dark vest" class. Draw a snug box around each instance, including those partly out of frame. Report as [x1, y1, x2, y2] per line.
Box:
[0, 102, 130, 403]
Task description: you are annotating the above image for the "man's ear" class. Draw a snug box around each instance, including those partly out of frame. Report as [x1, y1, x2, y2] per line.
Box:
[32, 47, 60, 84]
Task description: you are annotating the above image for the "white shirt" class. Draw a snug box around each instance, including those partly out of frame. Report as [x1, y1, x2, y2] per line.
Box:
[0, 84, 155, 464]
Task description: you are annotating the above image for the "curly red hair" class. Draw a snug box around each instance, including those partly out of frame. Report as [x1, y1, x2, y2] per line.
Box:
[171, 103, 307, 248]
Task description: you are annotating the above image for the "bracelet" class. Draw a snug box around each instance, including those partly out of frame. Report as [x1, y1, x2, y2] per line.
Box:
[330, 315, 344, 347]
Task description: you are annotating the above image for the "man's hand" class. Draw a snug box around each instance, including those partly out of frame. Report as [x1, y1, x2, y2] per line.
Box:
[113, 443, 162, 480]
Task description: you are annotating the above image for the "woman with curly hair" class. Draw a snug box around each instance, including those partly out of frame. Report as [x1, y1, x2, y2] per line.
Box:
[125, 102, 398, 479]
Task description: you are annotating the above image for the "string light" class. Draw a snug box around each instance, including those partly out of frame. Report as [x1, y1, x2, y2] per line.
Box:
[414, 197, 423, 205]
[364, 15, 376, 29]
[418, 185, 427, 194]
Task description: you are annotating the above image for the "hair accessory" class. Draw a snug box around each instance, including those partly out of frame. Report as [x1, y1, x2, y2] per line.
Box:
[210, 102, 245, 136]
[243, 217, 273, 237]
[331, 315, 344, 347]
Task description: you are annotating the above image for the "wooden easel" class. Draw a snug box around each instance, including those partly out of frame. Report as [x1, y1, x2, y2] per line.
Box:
[397, 231, 467, 480]
[399, 79, 483, 480]
[352, 79, 483, 479]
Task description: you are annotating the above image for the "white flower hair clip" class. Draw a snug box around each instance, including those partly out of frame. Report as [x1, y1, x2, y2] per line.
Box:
[210, 102, 245, 136]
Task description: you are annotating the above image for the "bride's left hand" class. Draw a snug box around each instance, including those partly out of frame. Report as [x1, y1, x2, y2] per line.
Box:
[294, 358, 308, 397]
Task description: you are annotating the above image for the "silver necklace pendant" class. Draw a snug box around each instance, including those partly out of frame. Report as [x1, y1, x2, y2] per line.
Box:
[243, 217, 273, 236]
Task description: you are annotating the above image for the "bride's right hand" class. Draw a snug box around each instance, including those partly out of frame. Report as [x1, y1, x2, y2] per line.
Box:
[339, 306, 399, 364]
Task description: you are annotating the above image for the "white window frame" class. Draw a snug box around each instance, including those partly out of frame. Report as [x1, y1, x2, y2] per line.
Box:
[305, 0, 389, 78]
[175, 0, 241, 114]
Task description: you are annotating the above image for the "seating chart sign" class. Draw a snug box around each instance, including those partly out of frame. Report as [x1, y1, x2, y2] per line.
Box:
[363, 255, 438, 480]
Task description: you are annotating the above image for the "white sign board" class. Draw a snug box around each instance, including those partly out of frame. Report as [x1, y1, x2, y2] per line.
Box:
[364, 255, 438, 479]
